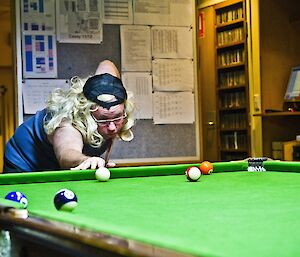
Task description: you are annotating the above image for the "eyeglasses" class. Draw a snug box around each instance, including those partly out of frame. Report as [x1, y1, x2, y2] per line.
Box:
[92, 113, 127, 126]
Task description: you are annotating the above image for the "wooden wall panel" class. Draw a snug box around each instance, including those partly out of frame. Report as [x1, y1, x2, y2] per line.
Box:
[197, 6, 218, 161]
[0, 0, 15, 173]
[260, 0, 300, 111]
[260, 0, 300, 157]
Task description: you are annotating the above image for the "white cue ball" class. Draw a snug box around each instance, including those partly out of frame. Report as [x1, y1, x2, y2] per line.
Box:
[95, 167, 111, 182]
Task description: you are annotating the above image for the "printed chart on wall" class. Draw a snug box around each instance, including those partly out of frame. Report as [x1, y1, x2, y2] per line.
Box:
[102, 0, 133, 24]
[56, 0, 103, 43]
[21, 0, 57, 78]
[22, 79, 70, 114]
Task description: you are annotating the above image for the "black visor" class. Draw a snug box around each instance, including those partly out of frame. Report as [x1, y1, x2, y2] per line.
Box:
[83, 73, 127, 109]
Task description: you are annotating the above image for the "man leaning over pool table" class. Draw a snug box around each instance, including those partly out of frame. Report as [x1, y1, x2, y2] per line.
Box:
[3, 60, 135, 173]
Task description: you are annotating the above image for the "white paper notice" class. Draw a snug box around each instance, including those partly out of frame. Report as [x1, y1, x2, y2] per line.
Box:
[133, 0, 193, 26]
[122, 72, 153, 119]
[56, 0, 102, 43]
[21, 0, 55, 33]
[120, 25, 151, 71]
[22, 34, 57, 78]
[102, 0, 133, 24]
[153, 92, 194, 124]
[151, 26, 193, 59]
[23, 79, 70, 114]
[152, 59, 194, 92]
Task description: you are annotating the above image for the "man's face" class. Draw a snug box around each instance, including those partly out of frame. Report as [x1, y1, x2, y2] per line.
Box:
[91, 103, 126, 139]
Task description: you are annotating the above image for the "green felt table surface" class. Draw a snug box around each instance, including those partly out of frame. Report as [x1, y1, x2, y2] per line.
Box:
[0, 161, 300, 257]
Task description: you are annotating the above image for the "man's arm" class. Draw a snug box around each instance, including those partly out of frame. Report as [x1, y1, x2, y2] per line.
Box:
[49, 122, 105, 170]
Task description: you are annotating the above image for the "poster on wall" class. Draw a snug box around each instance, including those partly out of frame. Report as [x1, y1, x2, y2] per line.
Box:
[56, 0, 103, 43]
[120, 25, 151, 71]
[21, 0, 57, 78]
[22, 79, 70, 114]
[102, 0, 133, 24]
[21, 0, 55, 33]
[122, 72, 153, 119]
[152, 59, 194, 92]
[133, 0, 193, 26]
[22, 34, 58, 78]
[153, 91, 195, 124]
[151, 26, 193, 59]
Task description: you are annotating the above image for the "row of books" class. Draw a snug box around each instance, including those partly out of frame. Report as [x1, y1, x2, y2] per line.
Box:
[217, 49, 244, 67]
[220, 131, 247, 150]
[219, 70, 245, 88]
[217, 27, 244, 46]
[219, 91, 246, 109]
[216, 6, 243, 25]
[220, 113, 247, 130]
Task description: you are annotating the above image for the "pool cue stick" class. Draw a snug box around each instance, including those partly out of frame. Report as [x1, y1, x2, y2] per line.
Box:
[104, 139, 114, 166]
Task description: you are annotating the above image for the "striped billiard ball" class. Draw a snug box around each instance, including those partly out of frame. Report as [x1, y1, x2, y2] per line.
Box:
[54, 189, 78, 212]
[200, 161, 213, 175]
[5, 191, 28, 208]
[186, 166, 201, 182]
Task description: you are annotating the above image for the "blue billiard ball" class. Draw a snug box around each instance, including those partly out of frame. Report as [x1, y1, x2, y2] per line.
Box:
[5, 191, 28, 208]
[54, 189, 78, 212]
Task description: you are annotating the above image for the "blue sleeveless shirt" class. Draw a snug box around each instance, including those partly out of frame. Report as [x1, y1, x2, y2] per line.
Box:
[4, 109, 108, 173]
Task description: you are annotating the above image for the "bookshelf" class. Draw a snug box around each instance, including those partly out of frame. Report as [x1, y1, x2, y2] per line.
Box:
[214, 0, 250, 161]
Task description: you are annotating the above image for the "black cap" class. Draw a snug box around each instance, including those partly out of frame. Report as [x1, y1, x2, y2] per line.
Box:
[83, 73, 127, 109]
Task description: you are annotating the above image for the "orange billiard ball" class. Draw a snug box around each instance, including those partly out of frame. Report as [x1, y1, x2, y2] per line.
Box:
[200, 161, 213, 175]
